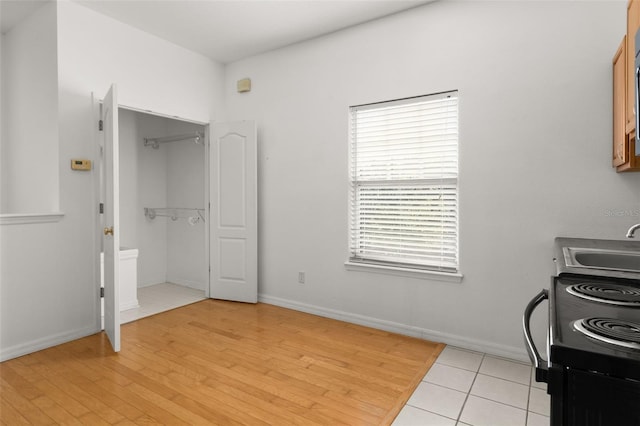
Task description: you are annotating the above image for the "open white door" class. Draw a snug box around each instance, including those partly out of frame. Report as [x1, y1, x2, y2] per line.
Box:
[210, 121, 258, 303]
[102, 84, 120, 351]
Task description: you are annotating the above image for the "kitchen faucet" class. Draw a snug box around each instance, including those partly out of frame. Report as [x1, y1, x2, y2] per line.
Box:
[626, 223, 640, 238]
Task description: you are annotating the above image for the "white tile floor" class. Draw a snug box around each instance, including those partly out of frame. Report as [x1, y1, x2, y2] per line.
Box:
[393, 346, 550, 426]
[120, 282, 206, 324]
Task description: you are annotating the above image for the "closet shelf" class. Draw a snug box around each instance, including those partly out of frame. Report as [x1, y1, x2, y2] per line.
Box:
[143, 132, 204, 149]
[144, 207, 205, 224]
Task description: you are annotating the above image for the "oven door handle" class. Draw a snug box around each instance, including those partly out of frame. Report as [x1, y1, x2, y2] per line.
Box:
[523, 289, 549, 383]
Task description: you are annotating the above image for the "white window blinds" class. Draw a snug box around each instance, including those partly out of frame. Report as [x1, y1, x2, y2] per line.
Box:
[349, 91, 459, 272]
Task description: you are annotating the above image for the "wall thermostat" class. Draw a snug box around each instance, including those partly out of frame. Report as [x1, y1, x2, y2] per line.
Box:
[71, 159, 92, 171]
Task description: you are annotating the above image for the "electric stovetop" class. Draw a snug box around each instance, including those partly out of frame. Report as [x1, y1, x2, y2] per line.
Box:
[550, 274, 640, 380]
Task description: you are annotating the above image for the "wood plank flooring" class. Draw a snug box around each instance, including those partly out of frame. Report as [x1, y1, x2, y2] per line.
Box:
[0, 300, 444, 425]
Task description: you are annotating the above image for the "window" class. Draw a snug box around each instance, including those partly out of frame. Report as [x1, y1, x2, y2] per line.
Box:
[348, 91, 459, 274]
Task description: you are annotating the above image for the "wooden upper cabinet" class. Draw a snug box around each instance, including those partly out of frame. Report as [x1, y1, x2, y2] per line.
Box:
[614, 37, 627, 167]
[626, 0, 640, 133]
[612, 0, 640, 172]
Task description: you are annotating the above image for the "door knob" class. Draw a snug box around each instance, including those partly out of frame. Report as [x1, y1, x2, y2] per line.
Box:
[103, 227, 114, 236]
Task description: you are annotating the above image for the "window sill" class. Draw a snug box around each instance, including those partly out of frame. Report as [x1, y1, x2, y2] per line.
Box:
[0, 212, 65, 225]
[344, 261, 463, 283]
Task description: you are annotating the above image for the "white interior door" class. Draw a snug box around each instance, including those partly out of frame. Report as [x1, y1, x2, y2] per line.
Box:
[210, 121, 258, 303]
[102, 84, 120, 351]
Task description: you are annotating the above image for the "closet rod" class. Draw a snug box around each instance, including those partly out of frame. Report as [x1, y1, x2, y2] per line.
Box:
[144, 132, 204, 149]
[144, 207, 205, 223]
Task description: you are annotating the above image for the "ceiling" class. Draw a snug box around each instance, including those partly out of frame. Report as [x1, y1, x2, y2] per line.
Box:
[0, 1, 49, 34]
[1, 0, 433, 63]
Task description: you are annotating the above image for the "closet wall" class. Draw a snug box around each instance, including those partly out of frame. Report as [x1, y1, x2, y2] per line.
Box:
[164, 119, 207, 289]
[119, 109, 207, 291]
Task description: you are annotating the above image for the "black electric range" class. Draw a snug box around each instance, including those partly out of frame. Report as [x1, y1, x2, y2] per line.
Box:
[551, 275, 640, 378]
[524, 274, 640, 426]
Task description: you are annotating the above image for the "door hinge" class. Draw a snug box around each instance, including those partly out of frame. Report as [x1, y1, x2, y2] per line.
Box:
[99, 203, 104, 214]
[98, 120, 103, 131]
[100, 287, 104, 298]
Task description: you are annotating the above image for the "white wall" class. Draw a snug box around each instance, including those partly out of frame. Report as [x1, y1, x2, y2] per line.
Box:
[0, 2, 59, 213]
[0, 0, 223, 361]
[0, 33, 5, 211]
[224, 0, 640, 358]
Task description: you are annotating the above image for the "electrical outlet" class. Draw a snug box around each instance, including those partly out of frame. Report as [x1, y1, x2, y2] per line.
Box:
[298, 272, 305, 284]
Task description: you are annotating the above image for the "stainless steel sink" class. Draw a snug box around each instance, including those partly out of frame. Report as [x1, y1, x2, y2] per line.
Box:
[563, 247, 640, 273]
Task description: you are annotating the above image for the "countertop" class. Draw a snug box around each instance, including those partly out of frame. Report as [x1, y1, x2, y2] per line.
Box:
[554, 237, 640, 281]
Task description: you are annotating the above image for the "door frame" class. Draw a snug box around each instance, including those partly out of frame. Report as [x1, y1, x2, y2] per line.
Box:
[93, 99, 211, 330]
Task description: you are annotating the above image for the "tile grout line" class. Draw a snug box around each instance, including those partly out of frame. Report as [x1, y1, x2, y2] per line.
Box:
[468, 394, 530, 412]
[403, 404, 460, 423]
[454, 352, 484, 425]
[439, 350, 544, 426]
[398, 348, 550, 426]
[525, 365, 533, 426]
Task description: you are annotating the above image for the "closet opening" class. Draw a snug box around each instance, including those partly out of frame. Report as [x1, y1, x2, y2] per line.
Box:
[100, 107, 209, 324]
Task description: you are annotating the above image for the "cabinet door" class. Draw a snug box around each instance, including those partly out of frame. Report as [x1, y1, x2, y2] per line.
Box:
[614, 37, 628, 167]
[626, 0, 640, 132]
[630, 130, 638, 169]
[617, 130, 638, 172]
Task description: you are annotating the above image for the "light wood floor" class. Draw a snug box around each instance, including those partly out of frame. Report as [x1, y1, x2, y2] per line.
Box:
[0, 300, 444, 425]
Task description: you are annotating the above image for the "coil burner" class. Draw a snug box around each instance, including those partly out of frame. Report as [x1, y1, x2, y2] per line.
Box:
[566, 282, 640, 307]
[574, 317, 640, 350]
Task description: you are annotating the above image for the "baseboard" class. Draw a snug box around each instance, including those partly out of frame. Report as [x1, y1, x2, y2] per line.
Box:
[259, 294, 530, 363]
[0, 295, 529, 363]
[0, 324, 99, 362]
[165, 277, 205, 291]
[120, 299, 140, 311]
